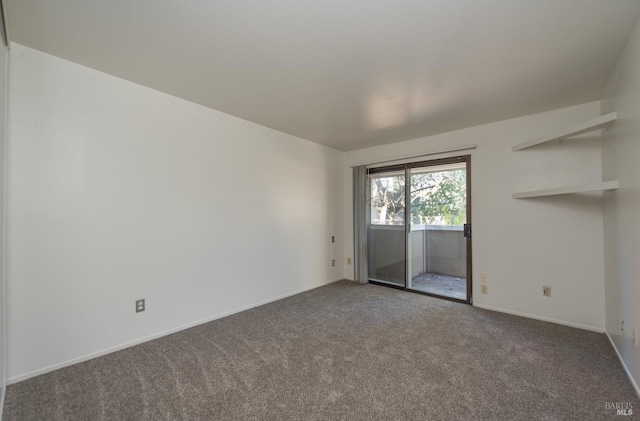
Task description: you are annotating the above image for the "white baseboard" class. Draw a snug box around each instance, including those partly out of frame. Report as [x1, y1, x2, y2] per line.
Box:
[606, 332, 640, 399]
[473, 303, 604, 333]
[7, 278, 344, 385]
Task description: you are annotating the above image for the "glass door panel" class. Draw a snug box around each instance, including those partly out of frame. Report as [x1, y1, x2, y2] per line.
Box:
[407, 162, 468, 300]
[367, 171, 406, 287]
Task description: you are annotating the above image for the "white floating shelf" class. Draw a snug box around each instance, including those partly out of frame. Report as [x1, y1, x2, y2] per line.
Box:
[513, 181, 619, 199]
[512, 112, 617, 151]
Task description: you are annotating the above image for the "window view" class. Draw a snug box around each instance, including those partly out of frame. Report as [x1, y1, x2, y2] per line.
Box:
[369, 173, 405, 225]
[369, 168, 466, 226]
[410, 168, 466, 225]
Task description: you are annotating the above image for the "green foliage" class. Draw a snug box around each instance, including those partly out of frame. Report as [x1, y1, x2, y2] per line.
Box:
[410, 169, 466, 225]
[370, 169, 466, 225]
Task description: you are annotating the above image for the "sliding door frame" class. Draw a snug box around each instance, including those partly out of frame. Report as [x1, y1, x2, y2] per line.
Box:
[367, 155, 472, 304]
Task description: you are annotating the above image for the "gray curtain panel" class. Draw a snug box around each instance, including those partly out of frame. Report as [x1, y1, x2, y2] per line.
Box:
[353, 165, 368, 284]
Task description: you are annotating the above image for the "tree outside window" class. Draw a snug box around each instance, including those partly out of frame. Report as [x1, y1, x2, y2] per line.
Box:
[370, 169, 466, 225]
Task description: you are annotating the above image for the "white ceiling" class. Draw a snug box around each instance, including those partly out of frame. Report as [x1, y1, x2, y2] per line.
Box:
[5, 1, 640, 151]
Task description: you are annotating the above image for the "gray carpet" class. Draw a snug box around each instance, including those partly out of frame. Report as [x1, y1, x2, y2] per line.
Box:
[4, 280, 639, 420]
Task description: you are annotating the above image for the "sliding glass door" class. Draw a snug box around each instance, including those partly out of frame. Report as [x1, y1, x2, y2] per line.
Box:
[367, 156, 472, 303]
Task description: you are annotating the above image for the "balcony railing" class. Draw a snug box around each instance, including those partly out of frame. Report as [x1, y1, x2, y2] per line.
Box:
[368, 224, 466, 281]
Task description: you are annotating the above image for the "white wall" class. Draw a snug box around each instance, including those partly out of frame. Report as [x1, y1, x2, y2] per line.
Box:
[601, 17, 640, 393]
[344, 101, 606, 331]
[0, 42, 7, 409]
[5, 44, 344, 382]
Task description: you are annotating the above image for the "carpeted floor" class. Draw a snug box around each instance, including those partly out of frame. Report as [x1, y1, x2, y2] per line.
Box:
[4, 280, 639, 420]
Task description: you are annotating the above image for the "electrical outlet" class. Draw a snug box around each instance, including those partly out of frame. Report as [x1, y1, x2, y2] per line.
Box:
[331, 259, 335, 267]
[347, 257, 352, 265]
[480, 284, 488, 294]
[621, 320, 626, 337]
[543, 286, 551, 297]
[481, 273, 487, 283]
[136, 299, 145, 313]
